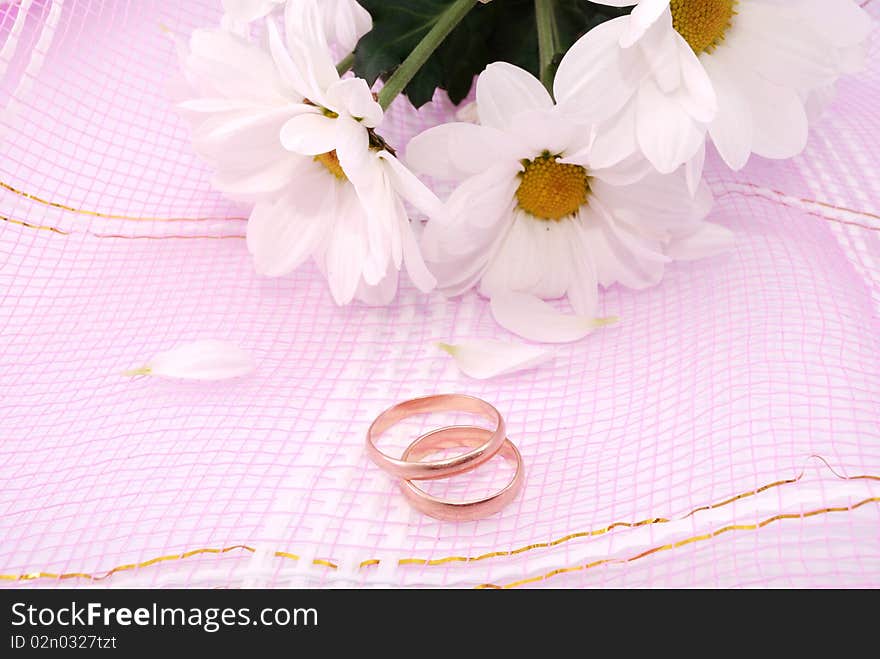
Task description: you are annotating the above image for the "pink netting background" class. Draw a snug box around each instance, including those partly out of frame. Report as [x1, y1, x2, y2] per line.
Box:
[0, 0, 878, 589]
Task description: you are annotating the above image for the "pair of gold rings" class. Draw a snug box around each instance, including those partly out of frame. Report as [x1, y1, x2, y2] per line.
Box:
[366, 394, 525, 521]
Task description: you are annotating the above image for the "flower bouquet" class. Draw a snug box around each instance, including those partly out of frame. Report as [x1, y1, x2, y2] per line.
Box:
[175, 0, 870, 353]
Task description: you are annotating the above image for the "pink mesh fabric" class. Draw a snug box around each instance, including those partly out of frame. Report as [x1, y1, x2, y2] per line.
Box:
[0, 0, 878, 589]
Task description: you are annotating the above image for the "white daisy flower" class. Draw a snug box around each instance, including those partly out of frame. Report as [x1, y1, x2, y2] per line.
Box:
[177, 9, 438, 306]
[408, 62, 732, 343]
[579, 0, 872, 171]
[221, 0, 372, 52]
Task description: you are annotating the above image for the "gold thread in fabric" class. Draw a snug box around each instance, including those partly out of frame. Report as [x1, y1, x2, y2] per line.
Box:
[0, 547, 338, 582]
[475, 497, 880, 589]
[1, 214, 69, 235]
[4, 178, 879, 237]
[0, 546, 255, 582]
[90, 233, 245, 241]
[719, 184, 880, 233]
[363, 460, 879, 568]
[2, 213, 245, 240]
[1, 459, 876, 583]
[0, 181, 246, 223]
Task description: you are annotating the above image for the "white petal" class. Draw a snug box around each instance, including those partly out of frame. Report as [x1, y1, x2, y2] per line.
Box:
[733, 4, 839, 90]
[333, 116, 372, 173]
[702, 52, 753, 170]
[344, 153, 395, 279]
[674, 33, 717, 122]
[490, 291, 616, 344]
[191, 105, 295, 156]
[379, 151, 445, 221]
[592, 169, 706, 229]
[801, 0, 872, 48]
[268, 17, 337, 106]
[332, 0, 374, 52]
[280, 111, 339, 155]
[400, 215, 437, 293]
[509, 108, 578, 156]
[555, 17, 642, 124]
[266, 18, 323, 105]
[477, 62, 554, 131]
[126, 340, 255, 380]
[638, 9, 681, 92]
[582, 197, 671, 289]
[436, 340, 553, 380]
[584, 101, 638, 170]
[247, 177, 331, 276]
[588, 150, 654, 186]
[566, 227, 600, 317]
[187, 28, 290, 103]
[745, 72, 809, 160]
[283, 2, 340, 91]
[481, 213, 574, 302]
[422, 164, 520, 298]
[635, 78, 705, 174]
[406, 122, 525, 181]
[325, 77, 383, 127]
[621, 0, 671, 48]
[423, 164, 519, 261]
[287, 0, 373, 53]
[356, 269, 399, 306]
[212, 154, 301, 199]
[323, 188, 369, 305]
[685, 141, 706, 198]
[667, 222, 735, 261]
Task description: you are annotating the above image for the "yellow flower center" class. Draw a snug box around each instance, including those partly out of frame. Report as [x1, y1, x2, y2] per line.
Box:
[515, 153, 590, 221]
[314, 150, 347, 181]
[670, 0, 738, 54]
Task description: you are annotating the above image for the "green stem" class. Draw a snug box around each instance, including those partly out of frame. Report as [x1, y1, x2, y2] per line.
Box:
[535, 0, 560, 94]
[336, 53, 355, 76]
[377, 0, 479, 110]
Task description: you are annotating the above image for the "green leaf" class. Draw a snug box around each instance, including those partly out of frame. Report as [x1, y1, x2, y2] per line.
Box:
[354, 0, 630, 108]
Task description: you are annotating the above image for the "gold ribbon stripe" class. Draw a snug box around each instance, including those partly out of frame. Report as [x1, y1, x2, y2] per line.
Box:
[1, 461, 876, 583]
[476, 496, 880, 589]
[0, 181, 246, 223]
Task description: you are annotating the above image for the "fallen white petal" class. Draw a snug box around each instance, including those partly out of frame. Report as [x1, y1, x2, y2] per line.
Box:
[436, 339, 554, 380]
[667, 222, 735, 261]
[123, 340, 255, 380]
[490, 291, 618, 344]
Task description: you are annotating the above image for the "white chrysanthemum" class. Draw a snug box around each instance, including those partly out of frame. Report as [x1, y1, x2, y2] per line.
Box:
[580, 0, 872, 172]
[177, 9, 438, 306]
[221, 0, 372, 52]
[408, 62, 732, 343]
